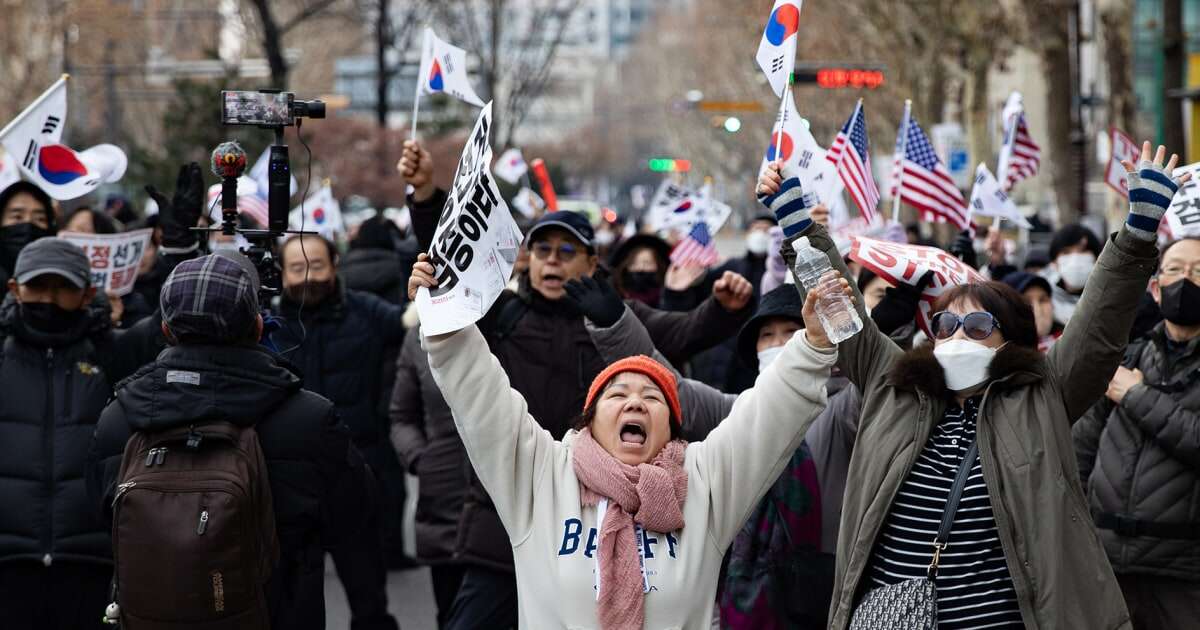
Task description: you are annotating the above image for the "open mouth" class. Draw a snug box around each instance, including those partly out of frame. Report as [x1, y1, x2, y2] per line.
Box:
[620, 421, 647, 446]
[541, 273, 564, 288]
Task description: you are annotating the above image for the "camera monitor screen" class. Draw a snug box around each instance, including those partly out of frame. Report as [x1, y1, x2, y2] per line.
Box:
[222, 91, 294, 126]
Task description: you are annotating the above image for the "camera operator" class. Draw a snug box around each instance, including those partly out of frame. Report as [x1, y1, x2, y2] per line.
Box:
[88, 251, 372, 630]
[268, 234, 405, 630]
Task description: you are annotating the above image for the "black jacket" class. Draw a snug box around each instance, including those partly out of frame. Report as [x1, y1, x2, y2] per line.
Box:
[0, 294, 162, 567]
[88, 344, 369, 630]
[340, 247, 414, 307]
[1074, 324, 1200, 580]
[270, 281, 406, 471]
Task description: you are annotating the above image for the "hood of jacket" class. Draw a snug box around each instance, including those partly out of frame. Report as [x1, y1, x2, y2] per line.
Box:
[885, 341, 1047, 400]
[340, 247, 407, 295]
[115, 343, 304, 432]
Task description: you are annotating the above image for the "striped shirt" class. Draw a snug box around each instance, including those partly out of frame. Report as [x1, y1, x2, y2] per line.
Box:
[866, 398, 1024, 629]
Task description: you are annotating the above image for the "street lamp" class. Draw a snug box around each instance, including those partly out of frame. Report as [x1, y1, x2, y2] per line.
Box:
[723, 116, 742, 133]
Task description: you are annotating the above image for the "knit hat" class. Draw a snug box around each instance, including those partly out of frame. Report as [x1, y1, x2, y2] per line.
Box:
[584, 355, 682, 426]
[736, 285, 805, 369]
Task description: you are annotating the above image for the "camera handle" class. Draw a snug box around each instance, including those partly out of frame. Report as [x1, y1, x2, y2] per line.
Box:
[267, 126, 290, 233]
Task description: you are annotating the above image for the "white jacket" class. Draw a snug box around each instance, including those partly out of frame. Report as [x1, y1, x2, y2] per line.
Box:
[425, 324, 836, 630]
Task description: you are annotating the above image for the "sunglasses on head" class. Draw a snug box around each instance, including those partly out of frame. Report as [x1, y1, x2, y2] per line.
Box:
[930, 311, 1001, 341]
[531, 241, 580, 262]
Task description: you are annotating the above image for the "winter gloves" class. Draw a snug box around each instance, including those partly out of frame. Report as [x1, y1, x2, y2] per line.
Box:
[148, 163, 205, 253]
[1126, 160, 1179, 242]
[758, 177, 813, 239]
[564, 275, 625, 328]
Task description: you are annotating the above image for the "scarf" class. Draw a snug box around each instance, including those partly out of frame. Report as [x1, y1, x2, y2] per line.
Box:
[572, 427, 688, 630]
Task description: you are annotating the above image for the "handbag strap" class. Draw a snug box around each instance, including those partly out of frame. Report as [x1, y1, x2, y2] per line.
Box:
[927, 440, 979, 578]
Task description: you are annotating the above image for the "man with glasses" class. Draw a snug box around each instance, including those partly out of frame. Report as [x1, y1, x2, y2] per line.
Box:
[1075, 236, 1200, 628]
[398, 139, 756, 629]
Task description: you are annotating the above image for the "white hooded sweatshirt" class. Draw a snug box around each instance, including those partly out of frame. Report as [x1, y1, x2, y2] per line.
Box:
[425, 324, 836, 629]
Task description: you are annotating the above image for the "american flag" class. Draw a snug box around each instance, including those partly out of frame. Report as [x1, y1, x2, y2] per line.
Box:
[670, 221, 720, 268]
[999, 113, 1041, 191]
[826, 100, 880, 222]
[891, 115, 970, 231]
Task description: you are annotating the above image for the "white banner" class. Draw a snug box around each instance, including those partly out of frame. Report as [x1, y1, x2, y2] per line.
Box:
[58, 228, 153, 296]
[1166, 161, 1200, 238]
[1105, 127, 1139, 199]
[417, 102, 522, 336]
[969, 163, 1031, 228]
[848, 236, 985, 336]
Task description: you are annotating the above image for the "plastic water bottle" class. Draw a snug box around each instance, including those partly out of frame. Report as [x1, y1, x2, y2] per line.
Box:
[791, 236, 862, 344]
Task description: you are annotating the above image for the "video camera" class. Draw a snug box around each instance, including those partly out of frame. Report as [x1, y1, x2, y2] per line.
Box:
[198, 90, 327, 300]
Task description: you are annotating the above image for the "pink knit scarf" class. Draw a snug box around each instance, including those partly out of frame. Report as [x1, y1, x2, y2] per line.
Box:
[571, 427, 688, 630]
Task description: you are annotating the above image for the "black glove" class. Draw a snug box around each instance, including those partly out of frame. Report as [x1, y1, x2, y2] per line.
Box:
[870, 270, 934, 337]
[147, 163, 205, 250]
[949, 229, 978, 269]
[563, 275, 625, 328]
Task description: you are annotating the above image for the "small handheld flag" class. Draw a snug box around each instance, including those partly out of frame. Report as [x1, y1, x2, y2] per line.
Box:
[670, 221, 720, 268]
[969, 164, 1031, 228]
[756, 1, 803, 98]
[891, 110, 970, 231]
[995, 92, 1041, 191]
[826, 100, 880, 223]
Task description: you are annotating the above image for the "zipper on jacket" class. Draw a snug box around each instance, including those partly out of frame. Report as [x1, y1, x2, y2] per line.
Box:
[197, 509, 209, 535]
[42, 348, 55, 564]
[112, 481, 137, 508]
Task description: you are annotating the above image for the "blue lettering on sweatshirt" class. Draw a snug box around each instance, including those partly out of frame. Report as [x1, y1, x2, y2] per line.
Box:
[558, 522, 679, 559]
[558, 518, 583, 555]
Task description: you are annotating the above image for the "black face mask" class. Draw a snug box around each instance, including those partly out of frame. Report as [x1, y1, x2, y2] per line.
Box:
[0, 223, 53, 272]
[285, 280, 335, 305]
[19, 302, 86, 335]
[1160, 279, 1200, 326]
[622, 270, 660, 293]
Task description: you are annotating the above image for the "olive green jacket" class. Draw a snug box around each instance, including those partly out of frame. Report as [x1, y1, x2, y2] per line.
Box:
[797, 222, 1153, 630]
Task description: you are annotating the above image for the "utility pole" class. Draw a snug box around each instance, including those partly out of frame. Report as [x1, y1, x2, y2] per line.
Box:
[1068, 0, 1088, 215]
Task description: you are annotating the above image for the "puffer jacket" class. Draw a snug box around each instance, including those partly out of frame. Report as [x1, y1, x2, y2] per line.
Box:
[1074, 323, 1200, 581]
[88, 343, 370, 630]
[389, 316, 468, 565]
[0, 294, 162, 567]
[270, 280, 406, 472]
[340, 246, 414, 306]
[798, 220, 1150, 630]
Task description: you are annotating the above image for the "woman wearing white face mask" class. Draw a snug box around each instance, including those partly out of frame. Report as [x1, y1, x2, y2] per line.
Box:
[758, 142, 1190, 630]
[1045, 223, 1103, 326]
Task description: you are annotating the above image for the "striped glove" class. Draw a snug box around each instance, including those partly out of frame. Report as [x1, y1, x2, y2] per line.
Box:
[1125, 160, 1179, 241]
[758, 177, 814, 239]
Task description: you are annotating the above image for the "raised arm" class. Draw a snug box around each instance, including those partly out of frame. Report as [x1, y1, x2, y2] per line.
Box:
[410, 254, 558, 542]
[1047, 143, 1187, 420]
[630, 272, 755, 366]
[693, 327, 835, 548]
[756, 165, 903, 389]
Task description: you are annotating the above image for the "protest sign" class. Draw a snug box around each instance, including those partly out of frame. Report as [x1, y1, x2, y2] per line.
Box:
[831, 217, 906, 256]
[848, 236, 985, 335]
[58, 229, 153, 296]
[416, 102, 523, 336]
[1105, 127, 1139, 199]
[1166, 161, 1200, 238]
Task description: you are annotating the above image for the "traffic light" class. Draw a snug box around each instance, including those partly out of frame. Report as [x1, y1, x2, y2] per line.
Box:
[648, 158, 692, 172]
[794, 66, 885, 89]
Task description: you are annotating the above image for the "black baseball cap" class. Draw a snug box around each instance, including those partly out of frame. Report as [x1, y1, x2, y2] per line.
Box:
[525, 211, 595, 251]
[13, 237, 91, 288]
[1001, 271, 1052, 296]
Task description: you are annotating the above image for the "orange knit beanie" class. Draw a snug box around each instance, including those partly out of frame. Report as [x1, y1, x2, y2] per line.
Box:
[584, 355, 682, 426]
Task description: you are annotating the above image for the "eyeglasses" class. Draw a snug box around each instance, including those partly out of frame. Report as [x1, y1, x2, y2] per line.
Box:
[531, 241, 579, 262]
[930, 311, 1001, 341]
[1159, 264, 1200, 282]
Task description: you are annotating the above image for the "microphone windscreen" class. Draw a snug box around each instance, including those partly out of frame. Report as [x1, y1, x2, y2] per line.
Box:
[211, 141, 248, 179]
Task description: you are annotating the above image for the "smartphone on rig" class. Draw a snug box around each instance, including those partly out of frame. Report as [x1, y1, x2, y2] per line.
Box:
[221, 90, 295, 127]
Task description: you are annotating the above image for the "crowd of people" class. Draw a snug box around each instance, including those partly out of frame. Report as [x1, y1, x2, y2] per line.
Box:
[0, 134, 1196, 630]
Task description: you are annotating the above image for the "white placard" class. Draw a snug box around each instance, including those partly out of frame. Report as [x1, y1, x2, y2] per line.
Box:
[57, 228, 153, 296]
[416, 102, 522, 336]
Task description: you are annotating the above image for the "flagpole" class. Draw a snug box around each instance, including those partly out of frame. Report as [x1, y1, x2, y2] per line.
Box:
[410, 92, 421, 141]
[891, 99, 911, 224]
[774, 76, 792, 169]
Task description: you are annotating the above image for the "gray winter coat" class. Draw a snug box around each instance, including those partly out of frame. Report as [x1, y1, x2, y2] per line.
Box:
[1074, 323, 1200, 581]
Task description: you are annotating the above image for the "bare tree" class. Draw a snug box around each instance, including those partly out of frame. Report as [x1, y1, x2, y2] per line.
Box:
[1100, 1, 1137, 135]
[1162, 0, 1186, 155]
[244, 0, 346, 88]
[361, 0, 429, 128]
[433, 0, 585, 148]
